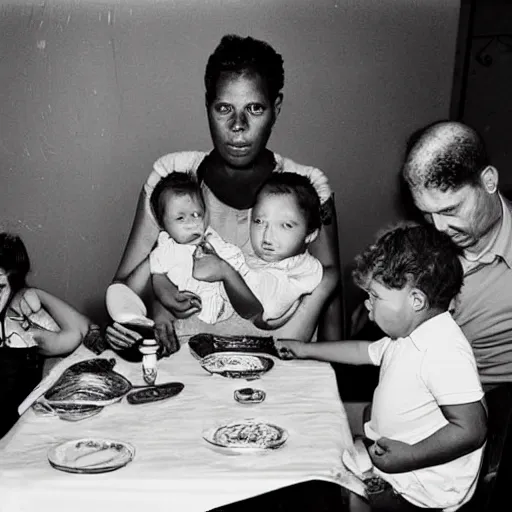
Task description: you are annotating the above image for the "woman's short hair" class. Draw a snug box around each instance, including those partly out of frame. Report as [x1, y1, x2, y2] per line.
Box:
[0, 233, 30, 293]
[352, 223, 463, 311]
[204, 34, 284, 104]
[150, 172, 204, 227]
[257, 172, 321, 235]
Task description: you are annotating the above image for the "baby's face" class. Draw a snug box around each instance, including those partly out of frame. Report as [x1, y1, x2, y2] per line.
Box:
[250, 193, 314, 263]
[161, 191, 207, 245]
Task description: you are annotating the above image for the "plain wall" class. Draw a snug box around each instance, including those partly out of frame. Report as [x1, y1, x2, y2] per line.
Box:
[0, 0, 460, 325]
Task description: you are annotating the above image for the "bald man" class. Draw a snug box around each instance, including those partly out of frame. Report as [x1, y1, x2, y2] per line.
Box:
[402, 121, 512, 391]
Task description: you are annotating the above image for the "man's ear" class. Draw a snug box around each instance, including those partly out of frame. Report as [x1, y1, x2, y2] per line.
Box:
[305, 229, 319, 245]
[410, 288, 427, 312]
[480, 166, 499, 194]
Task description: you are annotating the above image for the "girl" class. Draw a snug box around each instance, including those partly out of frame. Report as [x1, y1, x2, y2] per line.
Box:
[0, 233, 90, 438]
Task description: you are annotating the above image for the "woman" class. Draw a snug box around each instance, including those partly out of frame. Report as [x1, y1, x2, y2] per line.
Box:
[106, 35, 343, 355]
[0, 233, 90, 438]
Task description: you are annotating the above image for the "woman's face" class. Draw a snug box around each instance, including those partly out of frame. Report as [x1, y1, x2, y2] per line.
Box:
[0, 269, 11, 314]
[207, 72, 282, 170]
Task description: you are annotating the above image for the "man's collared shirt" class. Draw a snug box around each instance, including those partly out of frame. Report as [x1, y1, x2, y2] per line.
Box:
[453, 195, 512, 385]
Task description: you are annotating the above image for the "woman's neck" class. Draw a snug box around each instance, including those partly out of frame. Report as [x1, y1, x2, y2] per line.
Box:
[201, 149, 275, 209]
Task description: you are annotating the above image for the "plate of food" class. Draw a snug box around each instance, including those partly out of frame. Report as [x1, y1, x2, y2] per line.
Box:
[203, 419, 288, 452]
[188, 333, 279, 360]
[48, 438, 135, 474]
[199, 353, 274, 378]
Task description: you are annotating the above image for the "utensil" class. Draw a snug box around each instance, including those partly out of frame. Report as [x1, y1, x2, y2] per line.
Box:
[126, 382, 184, 405]
[48, 438, 135, 474]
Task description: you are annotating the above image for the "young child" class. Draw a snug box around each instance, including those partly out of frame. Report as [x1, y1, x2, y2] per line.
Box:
[146, 171, 323, 325]
[275, 224, 486, 512]
[0, 233, 90, 438]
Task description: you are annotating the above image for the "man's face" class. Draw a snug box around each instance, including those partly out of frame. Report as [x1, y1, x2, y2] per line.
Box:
[411, 183, 497, 252]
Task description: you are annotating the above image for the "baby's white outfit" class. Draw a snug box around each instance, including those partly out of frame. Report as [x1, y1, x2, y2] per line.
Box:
[149, 228, 322, 324]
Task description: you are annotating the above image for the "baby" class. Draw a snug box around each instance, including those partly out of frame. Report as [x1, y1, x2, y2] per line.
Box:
[276, 224, 486, 512]
[148, 171, 323, 324]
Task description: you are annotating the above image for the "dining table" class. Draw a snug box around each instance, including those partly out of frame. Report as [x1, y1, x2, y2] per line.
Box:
[0, 338, 365, 512]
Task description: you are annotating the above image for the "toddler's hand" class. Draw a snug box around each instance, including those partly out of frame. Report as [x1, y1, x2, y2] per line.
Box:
[369, 437, 415, 474]
[274, 339, 305, 360]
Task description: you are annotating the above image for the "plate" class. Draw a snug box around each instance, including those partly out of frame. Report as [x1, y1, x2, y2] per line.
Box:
[48, 438, 135, 474]
[203, 419, 288, 451]
[106, 283, 154, 328]
[188, 333, 279, 360]
[43, 358, 132, 408]
[200, 353, 274, 378]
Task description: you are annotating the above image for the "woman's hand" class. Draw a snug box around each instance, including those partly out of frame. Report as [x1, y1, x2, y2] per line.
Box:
[368, 437, 416, 474]
[105, 322, 142, 351]
[105, 320, 179, 357]
[274, 339, 307, 360]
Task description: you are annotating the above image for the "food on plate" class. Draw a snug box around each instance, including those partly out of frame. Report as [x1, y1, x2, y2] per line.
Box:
[209, 420, 287, 449]
[199, 353, 274, 378]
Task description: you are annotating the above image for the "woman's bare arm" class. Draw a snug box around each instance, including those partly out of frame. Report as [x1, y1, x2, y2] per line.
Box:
[114, 189, 160, 286]
[308, 197, 343, 340]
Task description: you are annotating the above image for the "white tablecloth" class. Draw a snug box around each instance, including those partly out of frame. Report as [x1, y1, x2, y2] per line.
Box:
[0, 343, 364, 512]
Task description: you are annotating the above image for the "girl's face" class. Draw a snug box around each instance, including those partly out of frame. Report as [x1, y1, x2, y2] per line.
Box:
[0, 269, 11, 314]
[207, 72, 282, 170]
[250, 193, 317, 263]
[160, 191, 207, 245]
[364, 279, 415, 339]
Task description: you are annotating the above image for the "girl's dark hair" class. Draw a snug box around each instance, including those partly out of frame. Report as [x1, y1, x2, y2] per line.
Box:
[352, 224, 463, 310]
[150, 172, 204, 227]
[257, 172, 321, 234]
[0, 233, 30, 293]
[204, 34, 284, 104]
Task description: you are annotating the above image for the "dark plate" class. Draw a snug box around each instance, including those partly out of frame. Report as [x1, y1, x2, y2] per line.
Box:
[126, 382, 184, 405]
[44, 358, 132, 407]
[188, 333, 279, 360]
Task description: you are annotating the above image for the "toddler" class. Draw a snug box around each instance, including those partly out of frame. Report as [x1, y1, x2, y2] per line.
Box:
[275, 224, 486, 512]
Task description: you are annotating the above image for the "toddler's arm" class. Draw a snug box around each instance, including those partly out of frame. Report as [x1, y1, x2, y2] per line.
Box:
[370, 400, 487, 473]
[275, 339, 372, 365]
